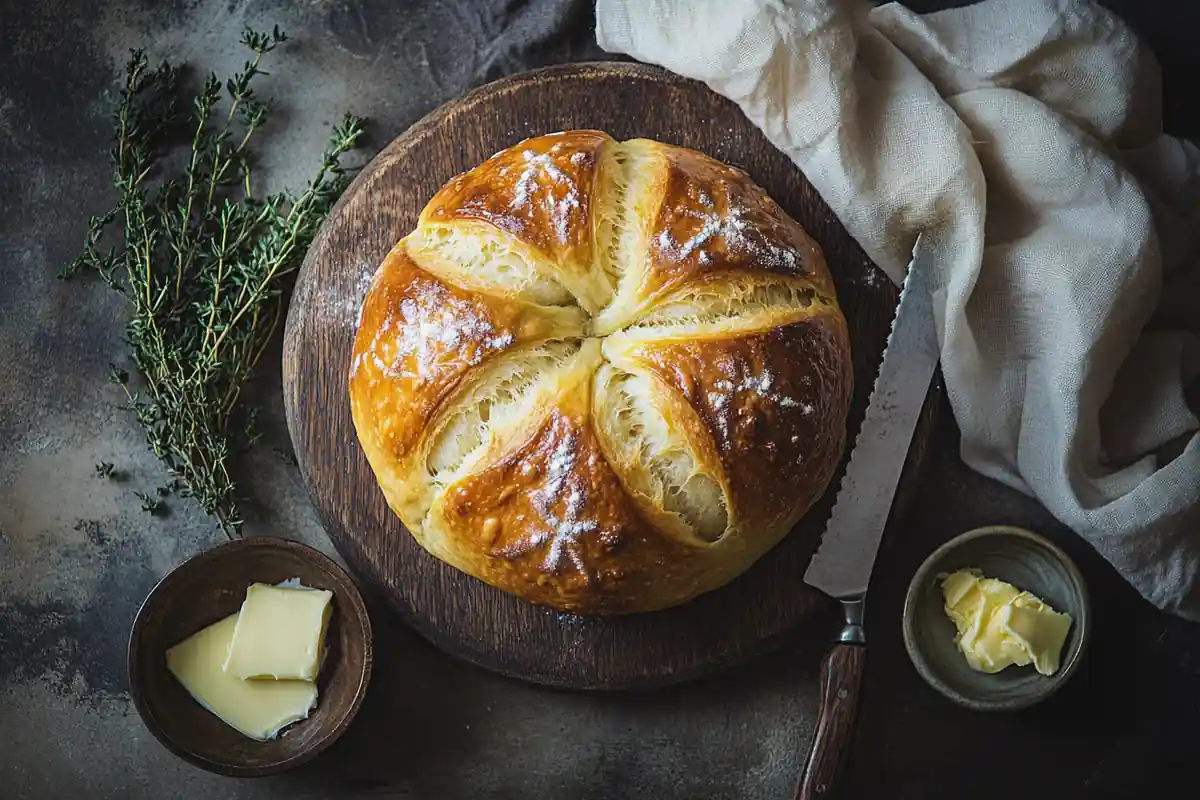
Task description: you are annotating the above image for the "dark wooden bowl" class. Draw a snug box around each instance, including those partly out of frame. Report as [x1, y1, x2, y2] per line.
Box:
[127, 536, 373, 777]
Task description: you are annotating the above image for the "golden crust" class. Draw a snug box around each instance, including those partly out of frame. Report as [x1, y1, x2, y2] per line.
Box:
[433, 394, 691, 615]
[349, 131, 853, 615]
[645, 143, 833, 299]
[614, 315, 853, 535]
[349, 245, 585, 464]
[419, 130, 613, 310]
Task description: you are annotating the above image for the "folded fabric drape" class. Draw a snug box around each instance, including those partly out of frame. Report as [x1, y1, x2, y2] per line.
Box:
[596, 0, 1200, 619]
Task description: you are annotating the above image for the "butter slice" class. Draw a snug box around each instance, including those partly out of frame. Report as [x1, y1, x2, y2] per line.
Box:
[223, 583, 333, 681]
[941, 568, 1073, 676]
[165, 614, 318, 741]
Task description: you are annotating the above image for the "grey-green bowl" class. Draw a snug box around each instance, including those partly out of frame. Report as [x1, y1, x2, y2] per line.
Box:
[902, 525, 1090, 712]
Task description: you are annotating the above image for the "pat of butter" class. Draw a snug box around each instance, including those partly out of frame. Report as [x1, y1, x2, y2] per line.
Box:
[941, 568, 1072, 676]
[223, 583, 333, 681]
[165, 614, 317, 741]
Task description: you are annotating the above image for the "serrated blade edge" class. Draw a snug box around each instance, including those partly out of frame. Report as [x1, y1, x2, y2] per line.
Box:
[803, 236, 940, 600]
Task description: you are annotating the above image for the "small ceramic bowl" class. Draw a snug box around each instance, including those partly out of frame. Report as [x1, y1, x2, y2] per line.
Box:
[902, 525, 1089, 711]
[128, 537, 373, 776]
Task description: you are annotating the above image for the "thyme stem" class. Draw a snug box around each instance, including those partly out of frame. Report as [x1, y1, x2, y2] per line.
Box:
[61, 26, 365, 535]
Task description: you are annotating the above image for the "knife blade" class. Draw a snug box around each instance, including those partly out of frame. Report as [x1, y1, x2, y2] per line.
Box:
[794, 235, 941, 800]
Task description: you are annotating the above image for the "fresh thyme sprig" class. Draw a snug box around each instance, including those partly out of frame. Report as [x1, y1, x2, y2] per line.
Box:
[62, 27, 365, 535]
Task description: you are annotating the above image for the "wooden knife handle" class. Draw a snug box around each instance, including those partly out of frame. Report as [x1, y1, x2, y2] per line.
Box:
[795, 642, 867, 800]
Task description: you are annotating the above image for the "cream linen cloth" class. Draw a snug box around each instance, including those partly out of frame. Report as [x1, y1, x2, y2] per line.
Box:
[596, 0, 1200, 619]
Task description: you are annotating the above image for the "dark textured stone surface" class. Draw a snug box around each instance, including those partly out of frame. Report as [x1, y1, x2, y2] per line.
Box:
[0, 1, 1196, 798]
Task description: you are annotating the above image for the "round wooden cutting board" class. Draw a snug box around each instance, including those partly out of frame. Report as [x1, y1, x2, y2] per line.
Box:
[282, 62, 937, 690]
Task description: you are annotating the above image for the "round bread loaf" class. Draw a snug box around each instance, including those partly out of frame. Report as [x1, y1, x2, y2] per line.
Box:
[349, 130, 852, 615]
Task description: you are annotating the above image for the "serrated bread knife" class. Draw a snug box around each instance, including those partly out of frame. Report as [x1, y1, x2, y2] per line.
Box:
[794, 236, 941, 800]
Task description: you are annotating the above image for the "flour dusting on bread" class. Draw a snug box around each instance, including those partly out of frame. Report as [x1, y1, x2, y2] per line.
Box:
[507, 149, 584, 248]
[526, 423, 598, 574]
[655, 180, 803, 274]
[386, 280, 514, 379]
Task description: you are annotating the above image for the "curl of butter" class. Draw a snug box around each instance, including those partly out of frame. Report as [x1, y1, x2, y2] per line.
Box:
[940, 569, 1073, 676]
